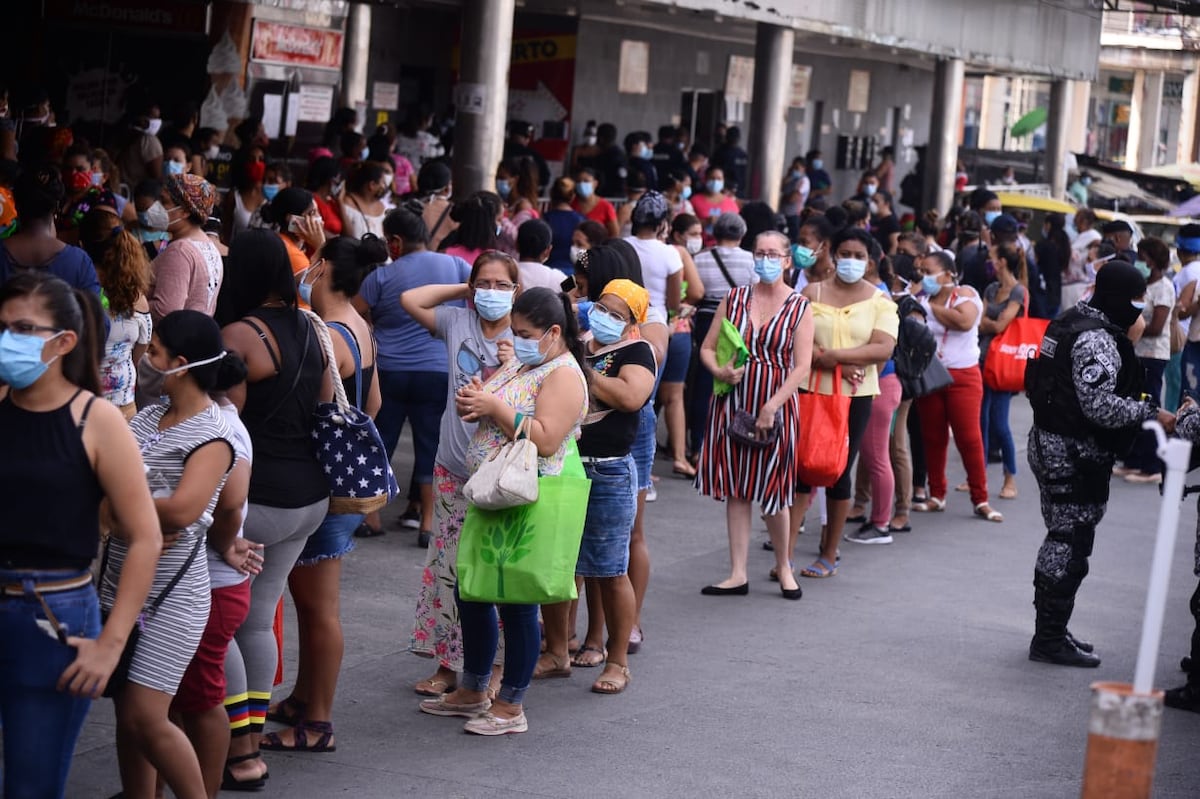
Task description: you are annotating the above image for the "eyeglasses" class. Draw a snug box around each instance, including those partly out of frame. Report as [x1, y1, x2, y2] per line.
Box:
[474, 280, 516, 291]
[753, 251, 788, 259]
[0, 320, 62, 336]
[592, 302, 630, 325]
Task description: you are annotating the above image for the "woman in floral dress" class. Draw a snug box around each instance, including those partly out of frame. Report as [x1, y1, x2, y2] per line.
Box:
[400, 252, 519, 696]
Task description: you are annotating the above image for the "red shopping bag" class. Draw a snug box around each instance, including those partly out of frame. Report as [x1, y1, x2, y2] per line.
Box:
[984, 298, 1049, 392]
[796, 365, 851, 487]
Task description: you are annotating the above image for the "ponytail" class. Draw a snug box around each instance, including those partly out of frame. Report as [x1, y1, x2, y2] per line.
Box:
[68, 288, 104, 396]
[558, 291, 588, 376]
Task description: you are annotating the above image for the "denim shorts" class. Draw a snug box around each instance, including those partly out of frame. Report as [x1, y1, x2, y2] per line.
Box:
[576, 455, 637, 577]
[632, 404, 657, 492]
[661, 331, 692, 383]
[296, 512, 361, 566]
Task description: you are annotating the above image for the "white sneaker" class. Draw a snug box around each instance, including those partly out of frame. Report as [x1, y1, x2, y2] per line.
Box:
[464, 711, 528, 736]
[645, 484, 657, 502]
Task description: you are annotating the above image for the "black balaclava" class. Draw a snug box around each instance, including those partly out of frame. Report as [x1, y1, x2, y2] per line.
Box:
[1088, 260, 1147, 330]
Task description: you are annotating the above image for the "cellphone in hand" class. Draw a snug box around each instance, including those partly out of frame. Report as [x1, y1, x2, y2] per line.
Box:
[560, 275, 576, 293]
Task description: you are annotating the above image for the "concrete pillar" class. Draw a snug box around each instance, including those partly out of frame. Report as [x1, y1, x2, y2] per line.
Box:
[1069, 79, 1091, 155]
[1139, 70, 1165, 169]
[1179, 66, 1199, 165]
[1046, 79, 1073, 201]
[452, 0, 515, 198]
[747, 22, 794, 208]
[341, 3, 371, 111]
[1125, 70, 1146, 170]
[924, 57, 964, 215]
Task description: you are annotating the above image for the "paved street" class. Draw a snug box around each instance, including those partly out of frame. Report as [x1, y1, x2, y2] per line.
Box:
[67, 398, 1200, 798]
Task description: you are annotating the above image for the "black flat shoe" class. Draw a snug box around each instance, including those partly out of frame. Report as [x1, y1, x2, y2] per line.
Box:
[701, 582, 749, 596]
[780, 585, 803, 600]
[417, 530, 432, 547]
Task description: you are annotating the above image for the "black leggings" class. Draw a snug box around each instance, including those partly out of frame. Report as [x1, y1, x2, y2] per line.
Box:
[798, 395, 874, 501]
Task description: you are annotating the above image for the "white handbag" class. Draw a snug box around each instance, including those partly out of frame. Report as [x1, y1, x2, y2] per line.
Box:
[463, 416, 540, 510]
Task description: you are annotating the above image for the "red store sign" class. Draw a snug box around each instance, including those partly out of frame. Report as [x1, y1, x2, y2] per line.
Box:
[251, 20, 344, 71]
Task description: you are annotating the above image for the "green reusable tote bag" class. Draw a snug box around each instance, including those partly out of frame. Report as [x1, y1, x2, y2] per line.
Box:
[458, 440, 592, 604]
[713, 317, 750, 397]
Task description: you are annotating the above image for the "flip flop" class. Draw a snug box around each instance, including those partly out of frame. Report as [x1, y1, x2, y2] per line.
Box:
[571, 645, 607, 668]
[799, 557, 837, 578]
[414, 677, 456, 697]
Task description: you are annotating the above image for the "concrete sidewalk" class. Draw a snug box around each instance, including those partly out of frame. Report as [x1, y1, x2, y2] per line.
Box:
[63, 398, 1200, 798]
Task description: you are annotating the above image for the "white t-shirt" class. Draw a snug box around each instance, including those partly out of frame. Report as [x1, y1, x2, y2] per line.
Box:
[1175, 261, 1200, 340]
[1135, 276, 1176, 361]
[694, 246, 755, 303]
[624, 236, 683, 311]
[921, 289, 984, 369]
[518, 261, 567, 292]
[208, 404, 252, 589]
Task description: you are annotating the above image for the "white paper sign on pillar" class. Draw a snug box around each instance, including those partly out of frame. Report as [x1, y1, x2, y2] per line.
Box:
[456, 83, 488, 116]
[297, 85, 335, 123]
[373, 81, 400, 111]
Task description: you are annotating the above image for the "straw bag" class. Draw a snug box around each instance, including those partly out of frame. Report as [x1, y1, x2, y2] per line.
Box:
[463, 416, 540, 510]
[305, 310, 400, 515]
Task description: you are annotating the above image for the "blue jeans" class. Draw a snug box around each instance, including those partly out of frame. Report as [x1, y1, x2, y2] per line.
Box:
[980, 385, 1018, 476]
[0, 570, 101, 799]
[375, 369, 448, 485]
[455, 590, 539, 706]
[1124, 357, 1167, 474]
[1182, 341, 1200, 403]
[577, 455, 637, 577]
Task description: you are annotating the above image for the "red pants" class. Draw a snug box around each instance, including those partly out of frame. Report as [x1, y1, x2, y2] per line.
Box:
[917, 365, 989, 506]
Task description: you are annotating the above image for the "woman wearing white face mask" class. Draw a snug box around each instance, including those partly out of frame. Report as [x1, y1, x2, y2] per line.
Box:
[696, 231, 814, 599]
[793, 228, 898, 576]
[340, 161, 387, 239]
[117, 103, 165, 186]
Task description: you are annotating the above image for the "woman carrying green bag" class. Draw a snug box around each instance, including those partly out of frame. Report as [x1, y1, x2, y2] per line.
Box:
[535, 279, 656, 696]
[419, 287, 588, 736]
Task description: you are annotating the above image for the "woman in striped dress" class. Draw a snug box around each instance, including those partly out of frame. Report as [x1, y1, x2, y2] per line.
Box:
[695, 231, 814, 599]
[101, 310, 237, 799]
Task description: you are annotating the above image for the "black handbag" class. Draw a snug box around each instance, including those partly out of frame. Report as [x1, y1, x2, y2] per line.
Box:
[902, 355, 954, 401]
[98, 534, 203, 698]
[729, 409, 781, 449]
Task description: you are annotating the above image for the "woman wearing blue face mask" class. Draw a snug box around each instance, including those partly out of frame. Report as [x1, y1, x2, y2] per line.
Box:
[261, 187, 325, 292]
[0, 273, 160, 799]
[423, 287, 588, 735]
[400, 250, 519, 700]
[536, 278, 655, 695]
[262, 235, 383, 756]
[496, 158, 541, 255]
[696, 231, 815, 599]
[793, 228, 899, 573]
[914, 250, 1001, 523]
[690, 167, 740, 246]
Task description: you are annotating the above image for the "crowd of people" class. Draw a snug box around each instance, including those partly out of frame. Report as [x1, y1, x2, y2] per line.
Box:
[5, 85, 1200, 799]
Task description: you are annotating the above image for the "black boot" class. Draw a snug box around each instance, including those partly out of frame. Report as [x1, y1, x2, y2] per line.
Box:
[1029, 594, 1101, 668]
[1164, 682, 1200, 712]
[1066, 630, 1094, 653]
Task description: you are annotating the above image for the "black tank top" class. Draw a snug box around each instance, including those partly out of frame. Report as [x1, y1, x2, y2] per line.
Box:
[240, 307, 329, 508]
[0, 390, 102, 569]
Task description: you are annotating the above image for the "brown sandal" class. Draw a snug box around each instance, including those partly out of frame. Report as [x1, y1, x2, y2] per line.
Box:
[532, 654, 572, 679]
[591, 664, 631, 695]
[571, 645, 606, 668]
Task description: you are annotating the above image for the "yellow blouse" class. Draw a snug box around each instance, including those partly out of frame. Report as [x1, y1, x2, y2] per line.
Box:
[809, 293, 900, 397]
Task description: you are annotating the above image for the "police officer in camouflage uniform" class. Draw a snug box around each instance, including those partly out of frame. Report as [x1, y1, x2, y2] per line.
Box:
[1025, 262, 1175, 667]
